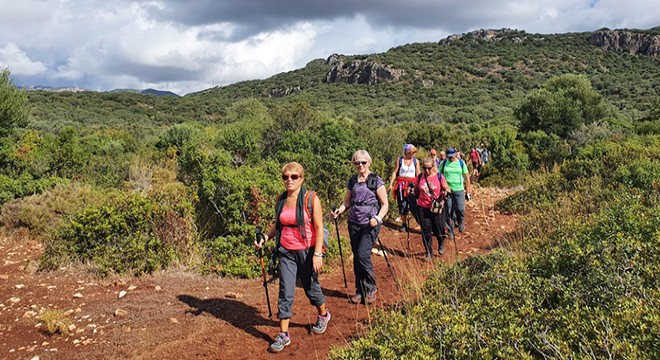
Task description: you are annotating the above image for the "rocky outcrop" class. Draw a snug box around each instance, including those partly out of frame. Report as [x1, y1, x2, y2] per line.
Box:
[268, 86, 301, 98]
[325, 55, 405, 85]
[439, 28, 526, 45]
[588, 29, 660, 57]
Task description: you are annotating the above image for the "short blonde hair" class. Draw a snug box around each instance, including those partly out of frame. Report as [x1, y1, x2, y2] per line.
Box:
[281, 162, 305, 178]
[352, 150, 372, 163]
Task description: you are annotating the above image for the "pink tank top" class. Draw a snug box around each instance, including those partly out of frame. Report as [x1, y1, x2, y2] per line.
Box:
[279, 207, 315, 250]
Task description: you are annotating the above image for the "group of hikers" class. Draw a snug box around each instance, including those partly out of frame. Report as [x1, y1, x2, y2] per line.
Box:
[254, 143, 488, 353]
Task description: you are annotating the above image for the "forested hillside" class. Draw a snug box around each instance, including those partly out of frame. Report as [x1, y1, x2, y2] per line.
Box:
[1, 27, 658, 358]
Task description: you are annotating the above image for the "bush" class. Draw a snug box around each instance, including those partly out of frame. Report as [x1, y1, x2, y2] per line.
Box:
[0, 182, 107, 239]
[332, 136, 660, 360]
[39, 186, 195, 276]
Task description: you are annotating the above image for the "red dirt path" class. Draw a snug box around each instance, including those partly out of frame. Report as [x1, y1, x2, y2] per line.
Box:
[0, 186, 518, 360]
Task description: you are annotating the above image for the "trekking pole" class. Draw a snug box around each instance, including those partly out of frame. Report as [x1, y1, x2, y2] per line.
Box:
[255, 228, 272, 318]
[406, 182, 415, 256]
[331, 207, 348, 288]
[376, 234, 400, 292]
[450, 198, 459, 262]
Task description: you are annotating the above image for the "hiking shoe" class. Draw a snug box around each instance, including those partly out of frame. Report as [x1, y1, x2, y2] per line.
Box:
[399, 226, 407, 232]
[424, 254, 433, 262]
[438, 246, 445, 255]
[366, 289, 377, 304]
[459, 223, 465, 233]
[349, 293, 363, 304]
[312, 311, 331, 334]
[268, 332, 291, 353]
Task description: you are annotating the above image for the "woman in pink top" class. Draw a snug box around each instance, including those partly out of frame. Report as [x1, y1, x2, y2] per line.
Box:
[254, 162, 330, 353]
[415, 157, 451, 262]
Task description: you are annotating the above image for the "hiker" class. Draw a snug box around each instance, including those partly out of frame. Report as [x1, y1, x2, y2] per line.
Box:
[469, 146, 481, 178]
[430, 148, 440, 168]
[332, 150, 389, 305]
[388, 144, 420, 232]
[439, 150, 447, 161]
[415, 157, 451, 261]
[479, 143, 490, 166]
[254, 162, 330, 353]
[438, 147, 471, 238]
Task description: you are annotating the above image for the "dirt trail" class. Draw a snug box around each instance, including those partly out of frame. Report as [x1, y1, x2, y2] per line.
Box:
[0, 186, 518, 360]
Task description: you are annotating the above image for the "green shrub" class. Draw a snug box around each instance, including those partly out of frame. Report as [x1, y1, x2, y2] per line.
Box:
[0, 182, 108, 239]
[39, 187, 195, 276]
[332, 136, 660, 360]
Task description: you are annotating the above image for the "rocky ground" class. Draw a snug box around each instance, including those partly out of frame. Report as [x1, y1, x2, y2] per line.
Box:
[0, 186, 518, 360]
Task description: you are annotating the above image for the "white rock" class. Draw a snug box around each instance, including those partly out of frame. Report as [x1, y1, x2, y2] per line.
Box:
[0, 274, 9, 280]
[127, 285, 137, 291]
[73, 293, 83, 299]
[170, 318, 179, 324]
[114, 309, 127, 318]
[68, 324, 77, 332]
[8, 297, 20, 304]
[118, 290, 127, 299]
[73, 339, 81, 345]
[30, 356, 40, 360]
[225, 292, 242, 299]
[154, 286, 162, 291]
[23, 310, 38, 318]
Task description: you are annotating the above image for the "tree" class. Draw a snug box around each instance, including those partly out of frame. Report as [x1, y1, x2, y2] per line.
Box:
[0, 69, 29, 136]
[515, 74, 609, 138]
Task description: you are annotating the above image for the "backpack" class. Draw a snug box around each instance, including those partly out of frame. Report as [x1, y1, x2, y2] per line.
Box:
[303, 190, 330, 252]
[347, 173, 382, 212]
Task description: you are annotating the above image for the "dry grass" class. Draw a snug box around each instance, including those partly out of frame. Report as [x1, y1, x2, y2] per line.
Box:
[40, 309, 73, 335]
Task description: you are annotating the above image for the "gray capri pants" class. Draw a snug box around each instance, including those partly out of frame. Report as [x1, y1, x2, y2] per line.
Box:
[277, 246, 325, 319]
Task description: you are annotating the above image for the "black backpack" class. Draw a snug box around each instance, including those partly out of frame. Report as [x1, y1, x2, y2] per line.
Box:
[348, 173, 381, 211]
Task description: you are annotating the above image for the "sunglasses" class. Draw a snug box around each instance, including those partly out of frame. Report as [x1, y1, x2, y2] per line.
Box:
[424, 167, 433, 170]
[353, 161, 368, 166]
[281, 174, 300, 181]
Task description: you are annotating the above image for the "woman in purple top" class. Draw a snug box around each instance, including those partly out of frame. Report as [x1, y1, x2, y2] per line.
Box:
[332, 150, 389, 304]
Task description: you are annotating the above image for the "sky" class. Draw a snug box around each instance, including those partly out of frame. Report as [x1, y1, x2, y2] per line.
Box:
[1, 0, 657, 95]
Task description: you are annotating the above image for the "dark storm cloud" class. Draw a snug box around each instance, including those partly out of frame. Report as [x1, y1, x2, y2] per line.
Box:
[153, 0, 501, 40]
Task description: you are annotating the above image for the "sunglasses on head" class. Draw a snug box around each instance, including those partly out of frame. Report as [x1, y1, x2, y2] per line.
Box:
[353, 161, 368, 166]
[281, 174, 300, 181]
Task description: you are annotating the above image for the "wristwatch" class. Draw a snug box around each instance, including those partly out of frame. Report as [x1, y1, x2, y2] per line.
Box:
[314, 252, 323, 258]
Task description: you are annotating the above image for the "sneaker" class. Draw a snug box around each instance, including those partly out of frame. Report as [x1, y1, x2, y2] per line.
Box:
[399, 226, 407, 232]
[424, 254, 433, 262]
[268, 332, 291, 353]
[366, 289, 377, 304]
[349, 293, 363, 304]
[311, 311, 331, 334]
[438, 246, 445, 255]
[459, 223, 465, 233]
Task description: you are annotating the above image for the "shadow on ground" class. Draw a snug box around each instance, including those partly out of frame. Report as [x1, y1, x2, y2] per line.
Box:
[177, 294, 305, 342]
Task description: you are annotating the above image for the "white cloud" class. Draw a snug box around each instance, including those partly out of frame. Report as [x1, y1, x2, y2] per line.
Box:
[0, 0, 657, 94]
[0, 43, 47, 75]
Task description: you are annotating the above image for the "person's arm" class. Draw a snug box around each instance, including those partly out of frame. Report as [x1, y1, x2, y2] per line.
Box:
[415, 158, 421, 176]
[441, 175, 451, 193]
[370, 185, 389, 228]
[332, 190, 352, 219]
[463, 169, 471, 194]
[388, 159, 400, 192]
[312, 195, 324, 273]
